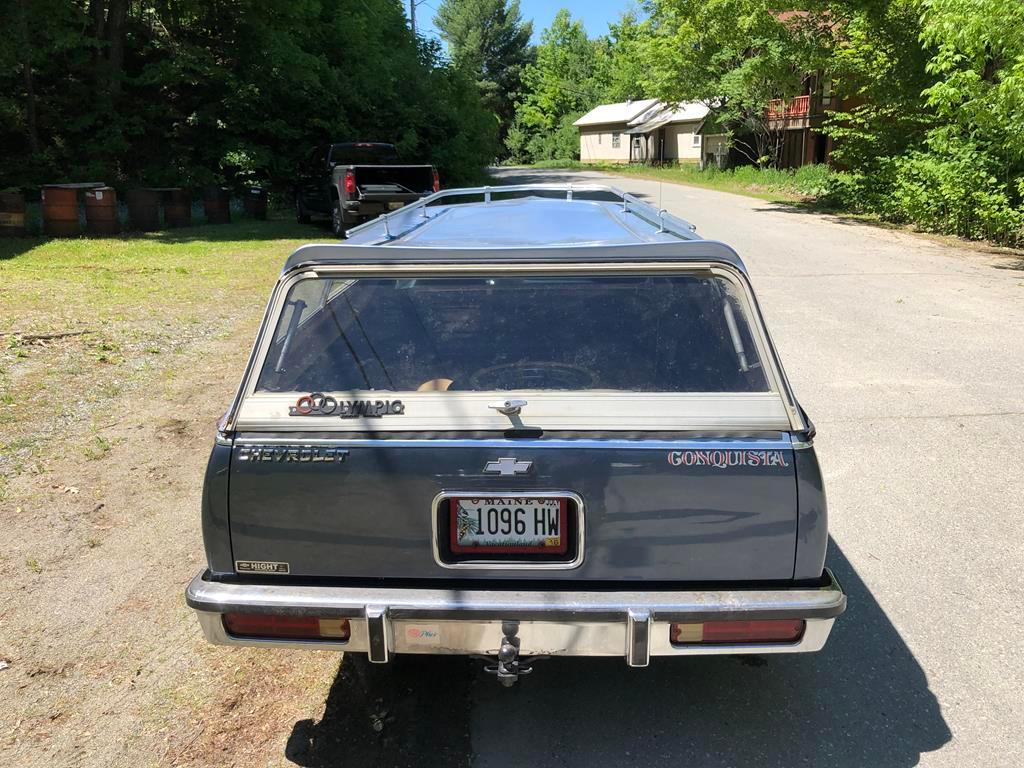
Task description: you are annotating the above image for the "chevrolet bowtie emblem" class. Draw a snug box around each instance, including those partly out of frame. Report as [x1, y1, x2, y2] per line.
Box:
[483, 457, 533, 476]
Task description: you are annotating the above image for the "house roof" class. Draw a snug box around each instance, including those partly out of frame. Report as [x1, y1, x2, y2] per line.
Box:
[625, 102, 711, 134]
[573, 99, 659, 127]
[576, 100, 711, 133]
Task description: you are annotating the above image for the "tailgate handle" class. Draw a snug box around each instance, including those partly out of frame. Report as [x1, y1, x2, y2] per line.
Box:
[489, 399, 527, 417]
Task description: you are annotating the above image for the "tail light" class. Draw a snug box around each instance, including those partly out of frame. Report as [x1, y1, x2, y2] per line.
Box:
[432, 168, 440, 193]
[343, 171, 356, 195]
[670, 619, 805, 645]
[223, 613, 351, 641]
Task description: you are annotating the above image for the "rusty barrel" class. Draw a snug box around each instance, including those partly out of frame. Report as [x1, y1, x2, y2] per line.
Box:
[164, 188, 192, 227]
[42, 186, 80, 237]
[203, 187, 231, 224]
[84, 187, 120, 236]
[243, 186, 268, 220]
[0, 190, 26, 236]
[126, 188, 160, 231]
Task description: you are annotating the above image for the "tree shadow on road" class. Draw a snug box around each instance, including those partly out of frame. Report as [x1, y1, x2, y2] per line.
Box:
[285, 539, 950, 767]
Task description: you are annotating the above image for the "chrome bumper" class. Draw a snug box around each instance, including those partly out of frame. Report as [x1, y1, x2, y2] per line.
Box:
[186, 570, 845, 667]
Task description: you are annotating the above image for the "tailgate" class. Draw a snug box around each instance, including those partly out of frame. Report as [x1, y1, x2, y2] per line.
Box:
[228, 437, 797, 582]
[351, 165, 434, 197]
[226, 261, 804, 584]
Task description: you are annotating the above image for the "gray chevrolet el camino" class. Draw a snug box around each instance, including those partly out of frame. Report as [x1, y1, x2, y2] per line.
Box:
[186, 184, 846, 685]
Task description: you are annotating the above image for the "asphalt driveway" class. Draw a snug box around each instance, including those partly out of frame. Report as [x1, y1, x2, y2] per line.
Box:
[452, 167, 1021, 767]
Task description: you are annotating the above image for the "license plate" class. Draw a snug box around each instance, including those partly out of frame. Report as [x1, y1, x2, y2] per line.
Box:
[450, 497, 567, 554]
[387, 201, 405, 210]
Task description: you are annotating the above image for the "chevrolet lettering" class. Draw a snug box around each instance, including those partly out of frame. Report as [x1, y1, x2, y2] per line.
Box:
[187, 183, 846, 688]
[236, 445, 349, 464]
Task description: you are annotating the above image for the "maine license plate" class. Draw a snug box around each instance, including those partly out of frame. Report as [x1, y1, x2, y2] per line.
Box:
[450, 497, 568, 554]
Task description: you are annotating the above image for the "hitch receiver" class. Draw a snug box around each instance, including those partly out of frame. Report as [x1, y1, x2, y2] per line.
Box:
[481, 620, 534, 687]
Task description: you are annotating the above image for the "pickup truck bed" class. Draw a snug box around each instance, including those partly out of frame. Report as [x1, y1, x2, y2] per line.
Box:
[295, 143, 437, 235]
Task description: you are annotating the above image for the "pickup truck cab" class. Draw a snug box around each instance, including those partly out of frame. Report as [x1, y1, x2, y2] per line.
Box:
[187, 184, 845, 686]
[295, 142, 439, 235]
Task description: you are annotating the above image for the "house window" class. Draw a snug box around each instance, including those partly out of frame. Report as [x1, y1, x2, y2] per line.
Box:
[597, 133, 602, 145]
[612, 132, 621, 149]
[692, 132, 701, 147]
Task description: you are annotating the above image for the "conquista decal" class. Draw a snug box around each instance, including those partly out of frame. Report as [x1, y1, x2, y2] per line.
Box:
[667, 449, 790, 468]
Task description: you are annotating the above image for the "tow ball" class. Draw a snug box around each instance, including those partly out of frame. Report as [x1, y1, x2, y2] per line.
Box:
[478, 621, 538, 687]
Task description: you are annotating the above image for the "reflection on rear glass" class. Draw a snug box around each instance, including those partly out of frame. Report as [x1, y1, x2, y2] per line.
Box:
[257, 275, 768, 394]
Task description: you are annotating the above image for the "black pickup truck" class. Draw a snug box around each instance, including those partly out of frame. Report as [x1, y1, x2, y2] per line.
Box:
[295, 143, 439, 235]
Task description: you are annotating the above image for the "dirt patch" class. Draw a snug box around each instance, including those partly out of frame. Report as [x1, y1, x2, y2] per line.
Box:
[0, 315, 342, 767]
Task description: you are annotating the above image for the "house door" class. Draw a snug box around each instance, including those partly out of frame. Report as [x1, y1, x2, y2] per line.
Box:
[632, 136, 644, 163]
[657, 127, 666, 164]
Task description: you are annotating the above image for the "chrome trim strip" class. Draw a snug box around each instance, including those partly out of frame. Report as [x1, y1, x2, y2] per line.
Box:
[791, 439, 814, 450]
[429, 491, 585, 571]
[233, 437, 795, 450]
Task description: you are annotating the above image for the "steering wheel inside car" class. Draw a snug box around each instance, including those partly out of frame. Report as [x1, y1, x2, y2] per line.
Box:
[463, 361, 598, 390]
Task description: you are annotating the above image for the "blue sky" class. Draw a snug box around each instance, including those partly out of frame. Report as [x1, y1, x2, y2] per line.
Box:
[416, 1, 637, 45]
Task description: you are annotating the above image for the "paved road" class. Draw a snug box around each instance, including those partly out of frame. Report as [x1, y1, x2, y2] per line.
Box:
[472, 168, 1021, 767]
[302, 168, 1023, 768]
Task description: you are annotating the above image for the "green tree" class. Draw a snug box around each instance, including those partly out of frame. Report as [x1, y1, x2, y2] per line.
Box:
[433, 0, 533, 144]
[919, 0, 1024, 161]
[643, 0, 830, 165]
[0, 0, 497, 192]
[600, 11, 652, 103]
[506, 9, 605, 162]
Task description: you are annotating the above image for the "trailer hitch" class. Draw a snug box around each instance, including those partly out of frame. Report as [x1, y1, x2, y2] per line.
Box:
[476, 621, 538, 686]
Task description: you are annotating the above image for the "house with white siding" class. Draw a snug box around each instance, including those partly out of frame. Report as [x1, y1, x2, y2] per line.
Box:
[575, 99, 713, 165]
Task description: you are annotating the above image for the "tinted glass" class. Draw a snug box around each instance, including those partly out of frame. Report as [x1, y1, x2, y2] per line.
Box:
[329, 144, 399, 165]
[256, 275, 769, 393]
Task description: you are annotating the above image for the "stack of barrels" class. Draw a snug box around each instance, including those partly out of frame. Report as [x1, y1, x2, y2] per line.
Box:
[6, 183, 268, 237]
[126, 189, 160, 231]
[0, 190, 26, 237]
[243, 186, 268, 220]
[203, 187, 231, 224]
[164, 189, 192, 227]
[84, 187, 120, 235]
[42, 186, 82, 236]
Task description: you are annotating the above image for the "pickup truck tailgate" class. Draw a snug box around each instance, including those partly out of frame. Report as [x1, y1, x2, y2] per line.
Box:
[227, 437, 797, 582]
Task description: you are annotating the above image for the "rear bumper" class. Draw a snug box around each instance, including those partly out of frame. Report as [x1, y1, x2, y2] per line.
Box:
[186, 570, 845, 666]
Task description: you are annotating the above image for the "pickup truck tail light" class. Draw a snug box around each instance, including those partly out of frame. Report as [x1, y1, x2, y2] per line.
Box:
[670, 619, 805, 645]
[223, 613, 350, 641]
[343, 171, 356, 195]
[432, 168, 440, 193]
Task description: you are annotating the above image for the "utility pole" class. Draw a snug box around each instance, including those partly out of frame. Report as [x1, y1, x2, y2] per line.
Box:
[410, 0, 416, 33]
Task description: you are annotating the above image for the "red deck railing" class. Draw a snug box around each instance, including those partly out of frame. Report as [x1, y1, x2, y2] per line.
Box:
[767, 95, 811, 119]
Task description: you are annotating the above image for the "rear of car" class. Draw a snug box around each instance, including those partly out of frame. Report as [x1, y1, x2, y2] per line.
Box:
[188, 186, 844, 684]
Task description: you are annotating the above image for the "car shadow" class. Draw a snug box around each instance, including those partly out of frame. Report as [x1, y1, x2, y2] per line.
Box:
[285, 539, 950, 767]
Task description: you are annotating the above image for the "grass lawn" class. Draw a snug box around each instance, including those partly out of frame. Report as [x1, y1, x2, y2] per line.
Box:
[0, 218, 319, 498]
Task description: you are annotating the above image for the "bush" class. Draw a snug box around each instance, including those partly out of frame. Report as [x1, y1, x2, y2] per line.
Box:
[885, 142, 1024, 245]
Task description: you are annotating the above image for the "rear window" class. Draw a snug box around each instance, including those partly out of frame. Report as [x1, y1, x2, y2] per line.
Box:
[256, 274, 769, 394]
